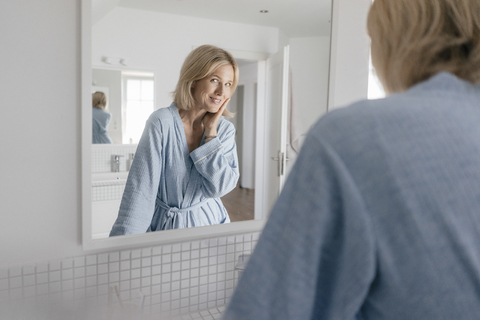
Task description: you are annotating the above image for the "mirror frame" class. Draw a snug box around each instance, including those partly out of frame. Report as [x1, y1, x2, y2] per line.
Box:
[81, 0, 371, 251]
[81, 0, 266, 251]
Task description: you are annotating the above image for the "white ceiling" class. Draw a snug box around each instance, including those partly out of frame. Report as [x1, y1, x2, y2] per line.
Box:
[116, 0, 332, 37]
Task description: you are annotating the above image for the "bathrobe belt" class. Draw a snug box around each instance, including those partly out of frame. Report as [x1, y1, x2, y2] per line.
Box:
[155, 197, 209, 230]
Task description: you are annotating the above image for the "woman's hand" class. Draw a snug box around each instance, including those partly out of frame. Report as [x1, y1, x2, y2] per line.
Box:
[203, 98, 230, 141]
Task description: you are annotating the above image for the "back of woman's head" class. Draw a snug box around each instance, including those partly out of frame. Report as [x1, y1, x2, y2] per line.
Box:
[92, 91, 107, 109]
[367, 0, 480, 93]
[173, 45, 239, 117]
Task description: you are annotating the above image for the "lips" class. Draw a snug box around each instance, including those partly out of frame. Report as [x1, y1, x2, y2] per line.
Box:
[209, 96, 222, 104]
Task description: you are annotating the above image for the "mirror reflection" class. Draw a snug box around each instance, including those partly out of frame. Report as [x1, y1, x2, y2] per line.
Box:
[89, 0, 332, 240]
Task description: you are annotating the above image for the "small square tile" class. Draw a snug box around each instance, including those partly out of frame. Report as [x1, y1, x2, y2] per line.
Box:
[142, 257, 152, 267]
[74, 257, 85, 267]
[200, 240, 209, 248]
[86, 265, 97, 276]
[131, 278, 141, 289]
[218, 237, 227, 246]
[172, 262, 181, 272]
[209, 257, 217, 266]
[152, 255, 161, 265]
[172, 281, 180, 291]
[86, 255, 97, 266]
[131, 259, 141, 269]
[120, 261, 130, 271]
[109, 252, 119, 262]
[191, 277, 199, 287]
[62, 258, 74, 269]
[120, 270, 130, 281]
[75, 267, 86, 278]
[163, 254, 172, 264]
[172, 253, 181, 262]
[97, 253, 108, 264]
[191, 241, 200, 250]
[181, 252, 190, 261]
[172, 244, 181, 253]
[0, 269, 7, 279]
[209, 239, 218, 247]
[49, 270, 61, 282]
[181, 261, 190, 270]
[142, 247, 152, 257]
[97, 264, 108, 274]
[75, 278, 86, 289]
[109, 272, 119, 283]
[23, 274, 35, 286]
[181, 242, 191, 251]
[152, 274, 161, 285]
[131, 269, 141, 279]
[62, 279, 74, 291]
[163, 245, 172, 254]
[152, 246, 162, 255]
[120, 250, 130, 260]
[98, 274, 108, 285]
[62, 269, 73, 280]
[142, 267, 151, 277]
[109, 262, 119, 272]
[172, 272, 180, 282]
[86, 276, 97, 287]
[49, 260, 61, 271]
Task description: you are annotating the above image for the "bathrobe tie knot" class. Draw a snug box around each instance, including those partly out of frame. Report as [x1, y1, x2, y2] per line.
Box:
[156, 197, 209, 229]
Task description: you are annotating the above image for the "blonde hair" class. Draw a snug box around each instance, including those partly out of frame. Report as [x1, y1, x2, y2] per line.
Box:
[367, 0, 480, 93]
[173, 45, 239, 117]
[92, 91, 107, 110]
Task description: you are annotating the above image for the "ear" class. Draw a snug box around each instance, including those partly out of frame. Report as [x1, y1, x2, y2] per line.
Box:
[191, 81, 196, 89]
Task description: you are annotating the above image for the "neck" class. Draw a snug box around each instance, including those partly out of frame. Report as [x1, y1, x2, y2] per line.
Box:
[177, 106, 206, 130]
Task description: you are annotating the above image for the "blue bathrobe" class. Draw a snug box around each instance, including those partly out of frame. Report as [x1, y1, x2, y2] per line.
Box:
[223, 72, 480, 319]
[109, 103, 239, 236]
[92, 107, 112, 144]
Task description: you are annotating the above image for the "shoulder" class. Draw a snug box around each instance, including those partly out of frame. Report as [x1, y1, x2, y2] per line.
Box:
[146, 103, 177, 127]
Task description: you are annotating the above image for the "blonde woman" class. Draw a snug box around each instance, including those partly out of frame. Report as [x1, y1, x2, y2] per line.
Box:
[92, 91, 112, 144]
[224, 0, 480, 319]
[110, 45, 239, 235]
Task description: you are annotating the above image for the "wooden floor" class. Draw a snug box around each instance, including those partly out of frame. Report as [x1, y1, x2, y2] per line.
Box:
[221, 183, 255, 222]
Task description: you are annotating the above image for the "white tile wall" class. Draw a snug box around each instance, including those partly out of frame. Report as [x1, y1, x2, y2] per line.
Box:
[92, 144, 137, 174]
[0, 232, 260, 320]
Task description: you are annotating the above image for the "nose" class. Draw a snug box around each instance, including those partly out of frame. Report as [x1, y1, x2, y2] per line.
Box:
[215, 84, 224, 96]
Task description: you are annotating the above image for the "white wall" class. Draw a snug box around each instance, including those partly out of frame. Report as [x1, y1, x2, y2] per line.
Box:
[92, 7, 281, 110]
[0, 1, 83, 268]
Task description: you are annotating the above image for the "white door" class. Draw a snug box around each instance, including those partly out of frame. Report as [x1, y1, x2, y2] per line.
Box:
[262, 46, 290, 217]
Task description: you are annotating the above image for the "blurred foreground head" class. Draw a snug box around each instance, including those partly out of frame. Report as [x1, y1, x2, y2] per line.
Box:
[367, 0, 480, 93]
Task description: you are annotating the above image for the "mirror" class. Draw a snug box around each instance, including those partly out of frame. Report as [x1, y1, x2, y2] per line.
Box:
[84, 0, 333, 248]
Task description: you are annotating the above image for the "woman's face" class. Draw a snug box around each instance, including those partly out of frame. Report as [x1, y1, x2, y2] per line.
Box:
[192, 64, 234, 113]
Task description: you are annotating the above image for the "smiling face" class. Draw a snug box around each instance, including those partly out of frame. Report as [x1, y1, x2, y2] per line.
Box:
[191, 64, 234, 113]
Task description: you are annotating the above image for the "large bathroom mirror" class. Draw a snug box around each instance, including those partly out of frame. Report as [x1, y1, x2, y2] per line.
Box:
[83, 0, 334, 250]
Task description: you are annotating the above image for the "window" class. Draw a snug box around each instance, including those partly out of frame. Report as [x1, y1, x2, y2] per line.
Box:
[122, 73, 154, 144]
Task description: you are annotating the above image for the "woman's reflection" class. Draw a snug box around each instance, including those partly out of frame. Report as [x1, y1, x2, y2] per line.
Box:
[110, 45, 240, 236]
[92, 91, 113, 144]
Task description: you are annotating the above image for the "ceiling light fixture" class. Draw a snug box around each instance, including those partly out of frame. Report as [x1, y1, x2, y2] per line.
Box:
[259, 10, 269, 13]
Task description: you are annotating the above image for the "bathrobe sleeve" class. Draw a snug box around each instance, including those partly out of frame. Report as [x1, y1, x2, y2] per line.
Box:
[109, 114, 163, 236]
[190, 120, 239, 198]
[222, 131, 376, 320]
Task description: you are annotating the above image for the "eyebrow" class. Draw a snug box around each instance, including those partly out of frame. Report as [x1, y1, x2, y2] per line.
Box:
[211, 74, 233, 83]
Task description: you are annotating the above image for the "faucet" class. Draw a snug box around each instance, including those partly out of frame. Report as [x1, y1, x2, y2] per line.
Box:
[111, 154, 124, 172]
